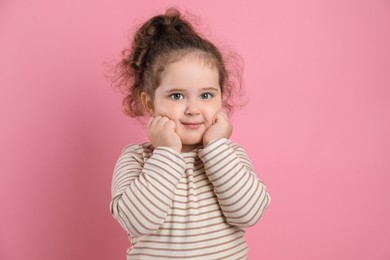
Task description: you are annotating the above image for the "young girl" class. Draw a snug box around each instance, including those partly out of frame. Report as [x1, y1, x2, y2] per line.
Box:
[110, 8, 270, 259]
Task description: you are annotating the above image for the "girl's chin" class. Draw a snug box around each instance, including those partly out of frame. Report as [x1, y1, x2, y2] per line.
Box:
[179, 130, 205, 142]
[181, 139, 202, 146]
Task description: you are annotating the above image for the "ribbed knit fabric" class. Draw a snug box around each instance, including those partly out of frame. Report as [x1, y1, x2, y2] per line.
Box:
[110, 138, 270, 259]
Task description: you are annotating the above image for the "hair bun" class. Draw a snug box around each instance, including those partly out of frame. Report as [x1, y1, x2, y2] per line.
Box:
[130, 9, 195, 72]
[149, 9, 195, 40]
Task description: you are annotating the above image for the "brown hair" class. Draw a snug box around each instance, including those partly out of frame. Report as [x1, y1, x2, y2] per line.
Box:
[112, 8, 243, 117]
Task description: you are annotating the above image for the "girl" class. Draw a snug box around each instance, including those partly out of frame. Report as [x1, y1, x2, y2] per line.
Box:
[110, 8, 270, 259]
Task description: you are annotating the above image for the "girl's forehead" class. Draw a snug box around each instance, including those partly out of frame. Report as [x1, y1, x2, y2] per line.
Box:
[154, 66, 219, 98]
[160, 58, 219, 84]
[164, 50, 219, 68]
[163, 54, 219, 76]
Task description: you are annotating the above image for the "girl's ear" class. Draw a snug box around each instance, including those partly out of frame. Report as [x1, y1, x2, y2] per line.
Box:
[140, 92, 154, 115]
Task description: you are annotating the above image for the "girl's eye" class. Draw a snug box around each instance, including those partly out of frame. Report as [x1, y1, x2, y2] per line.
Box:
[170, 93, 184, 100]
[201, 93, 213, 99]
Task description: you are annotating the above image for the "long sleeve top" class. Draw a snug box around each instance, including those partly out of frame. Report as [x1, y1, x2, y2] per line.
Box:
[110, 138, 270, 259]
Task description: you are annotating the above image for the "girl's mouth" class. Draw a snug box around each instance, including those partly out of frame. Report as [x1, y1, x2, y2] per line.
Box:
[182, 122, 202, 129]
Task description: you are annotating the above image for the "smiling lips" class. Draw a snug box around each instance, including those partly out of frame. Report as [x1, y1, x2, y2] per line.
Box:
[182, 122, 202, 129]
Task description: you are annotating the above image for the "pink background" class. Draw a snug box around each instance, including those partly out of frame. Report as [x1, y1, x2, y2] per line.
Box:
[1, 0, 389, 259]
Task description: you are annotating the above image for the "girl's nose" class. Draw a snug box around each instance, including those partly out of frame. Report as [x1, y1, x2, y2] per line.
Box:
[185, 100, 200, 115]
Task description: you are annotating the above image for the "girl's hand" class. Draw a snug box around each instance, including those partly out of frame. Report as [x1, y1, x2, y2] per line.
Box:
[147, 116, 182, 152]
[203, 112, 233, 147]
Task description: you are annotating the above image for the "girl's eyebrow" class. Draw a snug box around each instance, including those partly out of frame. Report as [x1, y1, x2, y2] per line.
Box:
[201, 87, 220, 92]
[163, 88, 186, 93]
[164, 87, 220, 93]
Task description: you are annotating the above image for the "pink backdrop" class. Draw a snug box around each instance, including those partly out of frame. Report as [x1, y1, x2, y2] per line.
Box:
[1, 0, 389, 259]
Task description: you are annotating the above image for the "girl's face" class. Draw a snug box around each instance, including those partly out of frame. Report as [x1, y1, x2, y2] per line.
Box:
[148, 55, 223, 151]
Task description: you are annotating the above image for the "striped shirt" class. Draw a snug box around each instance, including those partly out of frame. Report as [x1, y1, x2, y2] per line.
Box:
[110, 138, 270, 259]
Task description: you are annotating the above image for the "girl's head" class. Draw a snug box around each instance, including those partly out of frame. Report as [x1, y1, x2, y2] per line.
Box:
[113, 8, 242, 118]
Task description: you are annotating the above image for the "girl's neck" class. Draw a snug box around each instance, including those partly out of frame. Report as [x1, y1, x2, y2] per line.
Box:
[181, 143, 202, 153]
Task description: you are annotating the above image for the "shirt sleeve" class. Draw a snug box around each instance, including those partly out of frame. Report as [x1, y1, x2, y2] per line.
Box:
[198, 138, 271, 227]
[110, 144, 187, 237]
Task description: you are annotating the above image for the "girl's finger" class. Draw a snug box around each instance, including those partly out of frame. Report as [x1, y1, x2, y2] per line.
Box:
[147, 116, 155, 128]
[149, 116, 162, 128]
[156, 116, 169, 127]
[165, 119, 176, 130]
[213, 112, 223, 124]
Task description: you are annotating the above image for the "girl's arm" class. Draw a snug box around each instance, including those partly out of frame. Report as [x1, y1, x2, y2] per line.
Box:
[199, 138, 271, 228]
[110, 144, 186, 237]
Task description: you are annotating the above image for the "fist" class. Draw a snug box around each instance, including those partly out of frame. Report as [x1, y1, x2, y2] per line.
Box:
[147, 116, 182, 152]
[203, 112, 233, 146]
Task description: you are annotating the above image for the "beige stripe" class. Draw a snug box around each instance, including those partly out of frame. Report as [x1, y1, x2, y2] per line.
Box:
[127, 184, 167, 221]
[168, 207, 224, 218]
[132, 180, 168, 211]
[145, 226, 235, 238]
[204, 149, 232, 173]
[213, 164, 245, 188]
[219, 176, 257, 207]
[164, 214, 225, 224]
[129, 241, 247, 259]
[135, 236, 244, 251]
[140, 229, 243, 244]
[145, 163, 180, 187]
[223, 184, 262, 220]
[122, 192, 162, 230]
[200, 141, 227, 159]
[216, 173, 252, 201]
[144, 170, 177, 196]
[229, 188, 270, 226]
[158, 220, 226, 231]
[137, 174, 172, 202]
[117, 197, 143, 235]
[170, 195, 217, 205]
[153, 152, 185, 171]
